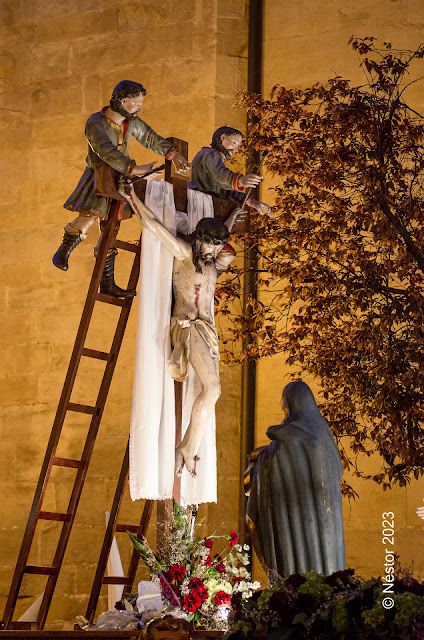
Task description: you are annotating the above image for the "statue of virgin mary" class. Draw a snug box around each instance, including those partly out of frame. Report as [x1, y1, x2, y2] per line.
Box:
[246, 380, 345, 578]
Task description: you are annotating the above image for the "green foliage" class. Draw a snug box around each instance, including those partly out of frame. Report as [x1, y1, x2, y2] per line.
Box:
[361, 600, 386, 629]
[218, 38, 424, 489]
[226, 569, 424, 639]
[297, 571, 334, 599]
[127, 532, 167, 574]
[256, 589, 273, 610]
[331, 599, 349, 632]
[394, 591, 424, 627]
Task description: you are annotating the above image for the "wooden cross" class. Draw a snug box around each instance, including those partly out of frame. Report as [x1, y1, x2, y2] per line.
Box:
[97, 136, 249, 541]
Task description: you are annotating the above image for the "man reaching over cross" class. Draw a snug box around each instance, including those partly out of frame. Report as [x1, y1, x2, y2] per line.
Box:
[120, 180, 241, 477]
[52, 80, 189, 298]
[188, 125, 272, 218]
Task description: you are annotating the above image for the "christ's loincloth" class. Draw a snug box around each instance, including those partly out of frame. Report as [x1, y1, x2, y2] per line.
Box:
[168, 316, 219, 382]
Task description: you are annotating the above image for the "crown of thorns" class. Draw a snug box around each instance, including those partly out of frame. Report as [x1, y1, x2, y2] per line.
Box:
[192, 217, 230, 245]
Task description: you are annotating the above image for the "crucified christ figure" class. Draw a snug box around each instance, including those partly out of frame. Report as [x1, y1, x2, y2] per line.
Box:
[120, 180, 241, 477]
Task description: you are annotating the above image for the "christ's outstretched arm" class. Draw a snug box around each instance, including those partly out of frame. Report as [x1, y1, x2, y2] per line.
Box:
[119, 180, 191, 261]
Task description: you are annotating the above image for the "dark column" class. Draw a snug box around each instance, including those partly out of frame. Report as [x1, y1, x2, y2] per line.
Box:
[238, 0, 264, 541]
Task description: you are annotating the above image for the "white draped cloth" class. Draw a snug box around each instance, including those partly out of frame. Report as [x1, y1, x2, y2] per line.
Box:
[105, 511, 125, 610]
[129, 181, 217, 505]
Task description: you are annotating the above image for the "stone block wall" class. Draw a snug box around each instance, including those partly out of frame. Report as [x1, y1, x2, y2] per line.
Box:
[1, 0, 423, 630]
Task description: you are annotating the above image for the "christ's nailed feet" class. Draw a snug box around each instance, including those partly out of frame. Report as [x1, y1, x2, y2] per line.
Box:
[174, 447, 200, 478]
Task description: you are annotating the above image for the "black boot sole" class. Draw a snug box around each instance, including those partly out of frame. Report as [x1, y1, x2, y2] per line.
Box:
[99, 286, 136, 298]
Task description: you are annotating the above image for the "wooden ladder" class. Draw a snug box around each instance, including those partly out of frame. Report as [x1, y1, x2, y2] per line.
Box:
[1, 193, 143, 631]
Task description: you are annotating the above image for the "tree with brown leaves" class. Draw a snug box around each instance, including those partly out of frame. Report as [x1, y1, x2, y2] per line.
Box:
[217, 38, 424, 493]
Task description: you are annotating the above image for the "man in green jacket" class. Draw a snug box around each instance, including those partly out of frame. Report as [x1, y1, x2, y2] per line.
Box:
[188, 126, 272, 216]
[52, 80, 188, 297]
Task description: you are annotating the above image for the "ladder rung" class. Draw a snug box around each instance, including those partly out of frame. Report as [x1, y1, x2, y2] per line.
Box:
[52, 456, 84, 469]
[96, 293, 128, 307]
[112, 239, 141, 253]
[39, 511, 71, 522]
[5, 622, 38, 630]
[25, 565, 57, 576]
[115, 524, 145, 534]
[67, 402, 99, 415]
[82, 348, 112, 361]
[102, 576, 133, 585]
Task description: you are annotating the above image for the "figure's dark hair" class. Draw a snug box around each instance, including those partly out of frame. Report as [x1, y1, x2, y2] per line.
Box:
[211, 126, 244, 150]
[188, 217, 230, 244]
[187, 218, 230, 273]
[110, 81, 146, 111]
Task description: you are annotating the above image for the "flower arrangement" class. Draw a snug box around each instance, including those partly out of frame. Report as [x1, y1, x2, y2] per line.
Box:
[225, 569, 424, 639]
[127, 502, 260, 630]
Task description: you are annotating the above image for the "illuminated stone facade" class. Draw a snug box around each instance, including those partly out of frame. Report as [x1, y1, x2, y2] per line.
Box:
[0, 0, 423, 629]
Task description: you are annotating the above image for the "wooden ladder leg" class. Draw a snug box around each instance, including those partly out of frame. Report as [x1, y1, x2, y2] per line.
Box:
[85, 442, 130, 622]
[85, 440, 154, 623]
[86, 380, 183, 622]
[121, 500, 154, 598]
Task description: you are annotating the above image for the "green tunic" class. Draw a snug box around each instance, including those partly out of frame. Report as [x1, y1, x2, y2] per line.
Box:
[188, 146, 245, 205]
[64, 108, 174, 219]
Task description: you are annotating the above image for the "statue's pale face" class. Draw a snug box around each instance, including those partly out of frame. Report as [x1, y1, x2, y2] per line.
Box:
[200, 241, 225, 265]
[120, 93, 144, 115]
[220, 134, 243, 159]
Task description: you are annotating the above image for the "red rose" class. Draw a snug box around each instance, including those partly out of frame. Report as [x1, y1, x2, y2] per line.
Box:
[228, 531, 238, 547]
[189, 577, 205, 589]
[215, 562, 226, 574]
[197, 586, 209, 602]
[204, 537, 213, 550]
[168, 563, 187, 582]
[184, 591, 203, 612]
[213, 590, 231, 607]
[189, 577, 209, 602]
[203, 554, 212, 567]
